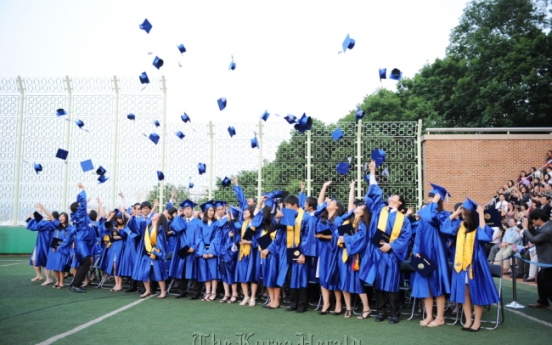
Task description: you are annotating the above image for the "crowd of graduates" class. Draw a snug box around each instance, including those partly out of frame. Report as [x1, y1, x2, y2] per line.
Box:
[26, 160, 501, 330]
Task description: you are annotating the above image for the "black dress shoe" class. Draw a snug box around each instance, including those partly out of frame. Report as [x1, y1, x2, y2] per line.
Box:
[523, 278, 535, 282]
[375, 314, 386, 322]
[286, 306, 297, 312]
[71, 286, 86, 293]
[388, 317, 400, 324]
[175, 293, 187, 299]
[461, 327, 470, 331]
[125, 287, 138, 293]
[295, 307, 306, 313]
[318, 309, 329, 315]
[264, 305, 278, 309]
[468, 326, 481, 332]
[189, 295, 201, 300]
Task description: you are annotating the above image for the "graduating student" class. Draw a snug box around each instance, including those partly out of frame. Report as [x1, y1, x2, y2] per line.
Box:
[411, 185, 452, 327]
[258, 197, 280, 309]
[26, 204, 57, 285]
[196, 201, 221, 302]
[103, 211, 127, 292]
[442, 198, 499, 332]
[45, 212, 71, 289]
[169, 199, 201, 299]
[365, 160, 412, 324]
[235, 205, 262, 306]
[215, 200, 241, 303]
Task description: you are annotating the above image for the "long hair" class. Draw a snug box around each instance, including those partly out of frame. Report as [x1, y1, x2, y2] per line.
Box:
[157, 213, 168, 233]
[115, 212, 128, 227]
[59, 212, 69, 228]
[436, 199, 444, 213]
[356, 207, 372, 229]
[244, 205, 256, 220]
[202, 206, 215, 223]
[462, 209, 477, 233]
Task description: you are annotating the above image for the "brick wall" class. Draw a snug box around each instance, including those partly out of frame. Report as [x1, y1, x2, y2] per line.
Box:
[422, 134, 552, 210]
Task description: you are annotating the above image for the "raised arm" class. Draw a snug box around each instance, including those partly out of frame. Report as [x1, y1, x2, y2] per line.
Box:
[347, 180, 355, 212]
[317, 181, 332, 205]
[38, 203, 54, 221]
[233, 177, 248, 211]
[96, 197, 106, 219]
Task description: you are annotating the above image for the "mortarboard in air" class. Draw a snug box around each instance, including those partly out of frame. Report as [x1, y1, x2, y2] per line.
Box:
[371, 148, 386, 168]
[188, 181, 194, 188]
[217, 97, 227, 111]
[152, 56, 164, 70]
[198, 163, 206, 175]
[149, 133, 160, 145]
[429, 183, 451, 200]
[80, 159, 94, 173]
[221, 176, 231, 187]
[213, 200, 225, 209]
[181, 112, 191, 123]
[139, 18, 152, 34]
[127, 113, 136, 121]
[341, 34, 355, 53]
[229, 56, 236, 70]
[382, 168, 389, 177]
[355, 108, 365, 123]
[56, 148, 69, 161]
[336, 161, 350, 175]
[96, 166, 107, 176]
[294, 113, 313, 133]
[153, 120, 160, 127]
[280, 208, 298, 227]
[200, 200, 214, 213]
[379, 68, 387, 81]
[284, 114, 297, 124]
[179, 199, 196, 209]
[331, 128, 343, 141]
[177, 44, 186, 54]
[389, 68, 402, 81]
[56, 109, 67, 117]
[261, 110, 270, 122]
[157, 171, 164, 181]
[175, 131, 185, 139]
[98, 175, 109, 184]
[228, 126, 236, 137]
[139, 72, 150, 84]
[34, 163, 43, 174]
[75, 119, 87, 130]
[251, 136, 259, 149]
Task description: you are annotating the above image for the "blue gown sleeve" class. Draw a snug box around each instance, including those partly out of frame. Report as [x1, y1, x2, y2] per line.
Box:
[299, 214, 316, 257]
[441, 217, 462, 237]
[267, 226, 284, 254]
[477, 225, 493, 243]
[365, 183, 385, 214]
[343, 222, 367, 256]
[152, 225, 167, 260]
[166, 200, 174, 210]
[210, 225, 222, 256]
[234, 185, 248, 211]
[298, 192, 307, 210]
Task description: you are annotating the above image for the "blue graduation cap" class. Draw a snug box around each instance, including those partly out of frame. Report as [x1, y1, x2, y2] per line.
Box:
[228, 205, 242, 219]
[261, 110, 270, 122]
[251, 136, 259, 149]
[127, 113, 136, 121]
[75, 119, 86, 130]
[56, 108, 67, 117]
[139, 72, 150, 84]
[228, 126, 236, 137]
[181, 112, 191, 123]
[331, 128, 343, 141]
[284, 114, 297, 124]
[198, 163, 206, 175]
[188, 181, 194, 188]
[149, 133, 160, 145]
[314, 202, 327, 217]
[280, 208, 298, 227]
[371, 148, 386, 168]
[463, 197, 477, 212]
[229, 56, 236, 71]
[177, 43, 186, 54]
[153, 120, 160, 127]
[152, 56, 164, 70]
[80, 159, 94, 173]
[213, 200, 225, 209]
[217, 97, 227, 111]
[175, 131, 185, 139]
[355, 108, 365, 123]
[34, 163, 43, 174]
[157, 171, 164, 181]
[221, 176, 232, 187]
[341, 34, 355, 53]
[294, 113, 313, 133]
[389, 68, 402, 81]
[179, 199, 196, 209]
[96, 166, 106, 176]
[98, 175, 109, 184]
[200, 200, 214, 213]
[429, 183, 451, 200]
[139, 18, 152, 33]
[56, 148, 68, 160]
[336, 161, 350, 175]
[379, 68, 387, 81]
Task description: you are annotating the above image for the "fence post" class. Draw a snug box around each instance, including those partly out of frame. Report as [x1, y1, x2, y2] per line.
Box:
[158, 76, 167, 211]
[417, 119, 423, 207]
[110, 76, 120, 210]
[356, 119, 363, 199]
[305, 129, 312, 197]
[208, 121, 214, 199]
[257, 120, 264, 200]
[61, 76, 73, 211]
[11, 77, 25, 225]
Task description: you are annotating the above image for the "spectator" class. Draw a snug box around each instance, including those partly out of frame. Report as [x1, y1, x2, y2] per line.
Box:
[505, 202, 516, 219]
[518, 170, 531, 185]
[486, 225, 503, 258]
[543, 173, 551, 186]
[515, 203, 529, 221]
[519, 185, 531, 205]
[530, 167, 540, 180]
[546, 150, 552, 168]
[495, 194, 508, 214]
[492, 218, 523, 274]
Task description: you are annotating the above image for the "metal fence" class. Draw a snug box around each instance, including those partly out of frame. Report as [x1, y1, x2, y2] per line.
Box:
[0, 76, 422, 225]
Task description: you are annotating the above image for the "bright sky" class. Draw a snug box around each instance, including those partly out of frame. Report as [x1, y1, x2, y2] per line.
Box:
[0, 0, 469, 125]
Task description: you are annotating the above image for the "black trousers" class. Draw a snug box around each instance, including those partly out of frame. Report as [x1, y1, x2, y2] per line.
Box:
[375, 289, 401, 317]
[537, 268, 552, 305]
[72, 255, 93, 288]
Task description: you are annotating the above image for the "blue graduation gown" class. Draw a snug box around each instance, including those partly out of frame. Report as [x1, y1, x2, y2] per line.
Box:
[234, 185, 248, 211]
[104, 225, 125, 276]
[117, 223, 138, 277]
[197, 220, 221, 282]
[169, 216, 200, 280]
[335, 220, 366, 294]
[71, 191, 96, 262]
[45, 226, 72, 271]
[441, 219, 500, 306]
[314, 217, 337, 290]
[235, 214, 263, 283]
[217, 218, 239, 285]
[27, 218, 57, 267]
[411, 203, 451, 298]
[133, 224, 169, 282]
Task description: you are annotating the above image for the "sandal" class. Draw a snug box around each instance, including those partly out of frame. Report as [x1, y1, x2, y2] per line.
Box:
[344, 310, 352, 318]
[201, 293, 211, 301]
[220, 295, 230, 303]
[239, 297, 250, 306]
[428, 318, 445, 327]
[228, 295, 239, 304]
[357, 310, 371, 319]
[207, 294, 216, 301]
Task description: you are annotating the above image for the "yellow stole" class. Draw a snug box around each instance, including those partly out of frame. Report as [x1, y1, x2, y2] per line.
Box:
[239, 220, 255, 260]
[454, 223, 475, 279]
[377, 207, 404, 242]
[286, 208, 304, 248]
[144, 225, 157, 255]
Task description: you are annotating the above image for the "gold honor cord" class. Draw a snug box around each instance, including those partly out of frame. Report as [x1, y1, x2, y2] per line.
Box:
[286, 208, 304, 248]
[377, 207, 404, 243]
[144, 225, 158, 255]
[454, 224, 475, 279]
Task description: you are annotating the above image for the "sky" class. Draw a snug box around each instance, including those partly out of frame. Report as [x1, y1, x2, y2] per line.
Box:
[0, 0, 470, 125]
